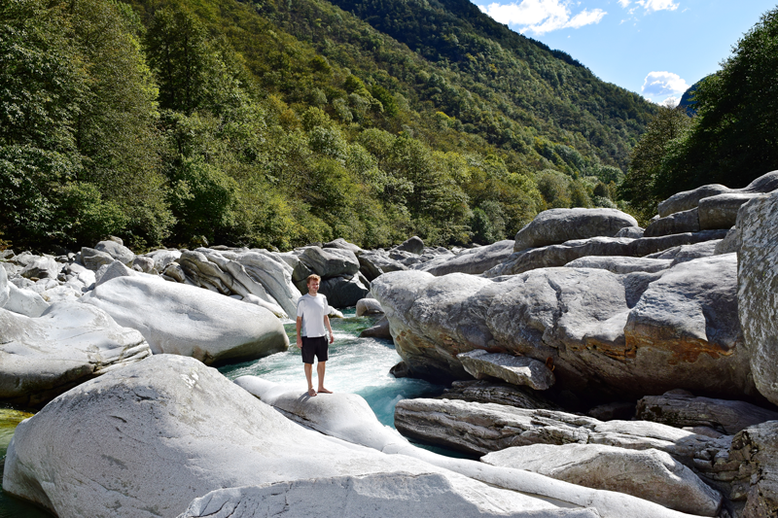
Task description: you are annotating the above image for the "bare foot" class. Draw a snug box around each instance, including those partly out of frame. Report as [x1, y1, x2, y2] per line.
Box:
[308, 388, 317, 397]
[318, 387, 333, 394]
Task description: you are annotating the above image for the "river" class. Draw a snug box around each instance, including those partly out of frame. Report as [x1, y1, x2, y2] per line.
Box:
[0, 309, 446, 516]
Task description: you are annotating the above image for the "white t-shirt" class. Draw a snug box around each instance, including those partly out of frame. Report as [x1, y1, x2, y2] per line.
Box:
[297, 293, 328, 337]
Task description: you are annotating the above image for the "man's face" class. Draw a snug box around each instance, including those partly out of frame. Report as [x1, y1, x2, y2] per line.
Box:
[307, 279, 320, 293]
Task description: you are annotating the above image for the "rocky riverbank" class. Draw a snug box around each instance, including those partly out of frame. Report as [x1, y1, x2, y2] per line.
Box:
[3, 171, 778, 516]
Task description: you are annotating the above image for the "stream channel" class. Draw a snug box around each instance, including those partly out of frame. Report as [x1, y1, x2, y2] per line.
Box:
[0, 309, 447, 516]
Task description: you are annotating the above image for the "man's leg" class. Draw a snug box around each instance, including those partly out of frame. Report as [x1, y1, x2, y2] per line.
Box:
[317, 361, 332, 393]
[304, 363, 316, 396]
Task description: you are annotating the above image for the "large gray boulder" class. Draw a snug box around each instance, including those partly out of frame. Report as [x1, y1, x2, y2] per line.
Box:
[81, 275, 288, 365]
[94, 239, 135, 265]
[298, 246, 360, 279]
[395, 235, 424, 254]
[357, 250, 407, 281]
[0, 303, 150, 407]
[196, 248, 297, 317]
[644, 208, 700, 237]
[177, 473, 596, 518]
[457, 350, 555, 390]
[393, 398, 731, 461]
[320, 274, 370, 308]
[513, 208, 638, 252]
[373, 254, 752, 398]
[3, 282, 49, 317]
[2, 355, 595, 518]
[439, 380, 562, 410]
[488, 230, 728, 277]
[19, 255, 61, 280]
[728, 421, 778, 517]
[417, 240, 515, 276]
[323, 237, 362, 254]
[482, 443, 722, 516]
[636, 390, 778, 435]
[657, 170, 778, 219]
[80, 247, 116, 271]
[738, 190, 778, 406]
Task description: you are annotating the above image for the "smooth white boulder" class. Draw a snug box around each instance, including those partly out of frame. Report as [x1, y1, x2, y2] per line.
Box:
[2, 355, 584, 518]
[0, 303, 150, 406]
[482, 443, 721, 516]
[81, 275, 289, 365]
[3, 282, 49, 317]
[0, 265, 10, 308]
[177, 474, 600, 518]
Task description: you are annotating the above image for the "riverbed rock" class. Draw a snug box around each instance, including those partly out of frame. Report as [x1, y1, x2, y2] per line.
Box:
[393, 398, 732, 467]
[457, 350, 555, 390]
[81, 275, 288, 365]
[19, 255, 61, 280]
[357, 250, 407, 281]
[440, 380, 562, 410]
[359, 316, 391, 338]
[234, 377, 712, 518]
[3, 282, 49, 317]
[514, 208, 638, 252]
[644, 208, 700, 237]
[636, 391, 778, 435]
[177, 473, 597, 518]
[323, 237, 362, 254]
[298, 246, 361, 279]
[94, 239, 135, 265]
[80, 247, 116, 271]
[658, 170, 778, 219]
[417, 240, 515, 276]
[2, 355, 592, 518]
[396, 235, 424, 254]
[737, 190, 778, 407]
[355, 298, 383, 316]
[0, 302, 151, 407]
[373, 253, 752, 399]
[320, 274, 370, 308]
[482, 443, 722, 516]
[698, 193, 756, 230]
[0, 268, 9, 309]
[487, 230, 729, 277]
[659, 185, 731, 218]
[565, 255, 673, 274]
[728, 421, 778, 517]
[197, 248, 296, 317]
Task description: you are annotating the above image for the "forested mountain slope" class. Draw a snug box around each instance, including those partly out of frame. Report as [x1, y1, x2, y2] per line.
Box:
[1, 0, 657, 252]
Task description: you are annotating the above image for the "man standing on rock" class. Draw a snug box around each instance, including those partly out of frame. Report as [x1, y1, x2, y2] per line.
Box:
[296, 274, 335, 397]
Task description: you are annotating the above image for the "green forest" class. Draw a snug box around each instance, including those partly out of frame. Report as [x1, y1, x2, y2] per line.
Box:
[622, 7, 778, 221]
[4, 0, 776, 253]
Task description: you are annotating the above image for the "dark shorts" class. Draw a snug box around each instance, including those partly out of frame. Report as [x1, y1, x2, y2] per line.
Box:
[301, 336, 329, 364]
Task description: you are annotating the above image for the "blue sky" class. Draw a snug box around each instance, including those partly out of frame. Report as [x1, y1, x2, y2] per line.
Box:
[470, 0, 778, 105]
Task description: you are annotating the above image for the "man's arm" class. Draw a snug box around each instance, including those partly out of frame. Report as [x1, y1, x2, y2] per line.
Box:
[324, 315, 334, 344]
[296, 317, 303, 348]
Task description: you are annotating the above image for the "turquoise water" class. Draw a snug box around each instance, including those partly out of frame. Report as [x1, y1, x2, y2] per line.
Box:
[219, 309, 446, 428]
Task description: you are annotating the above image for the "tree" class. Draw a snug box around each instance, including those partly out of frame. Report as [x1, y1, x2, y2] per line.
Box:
[655, 6, 778, 196]
[620, 106, 691, 220]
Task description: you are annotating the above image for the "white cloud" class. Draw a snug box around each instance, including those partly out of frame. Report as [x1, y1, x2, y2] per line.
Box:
[478, 0, 606, 35]
[641, 71, 689, 103]
[636, 0, 679, 12]
[617, 0, 630, 7]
